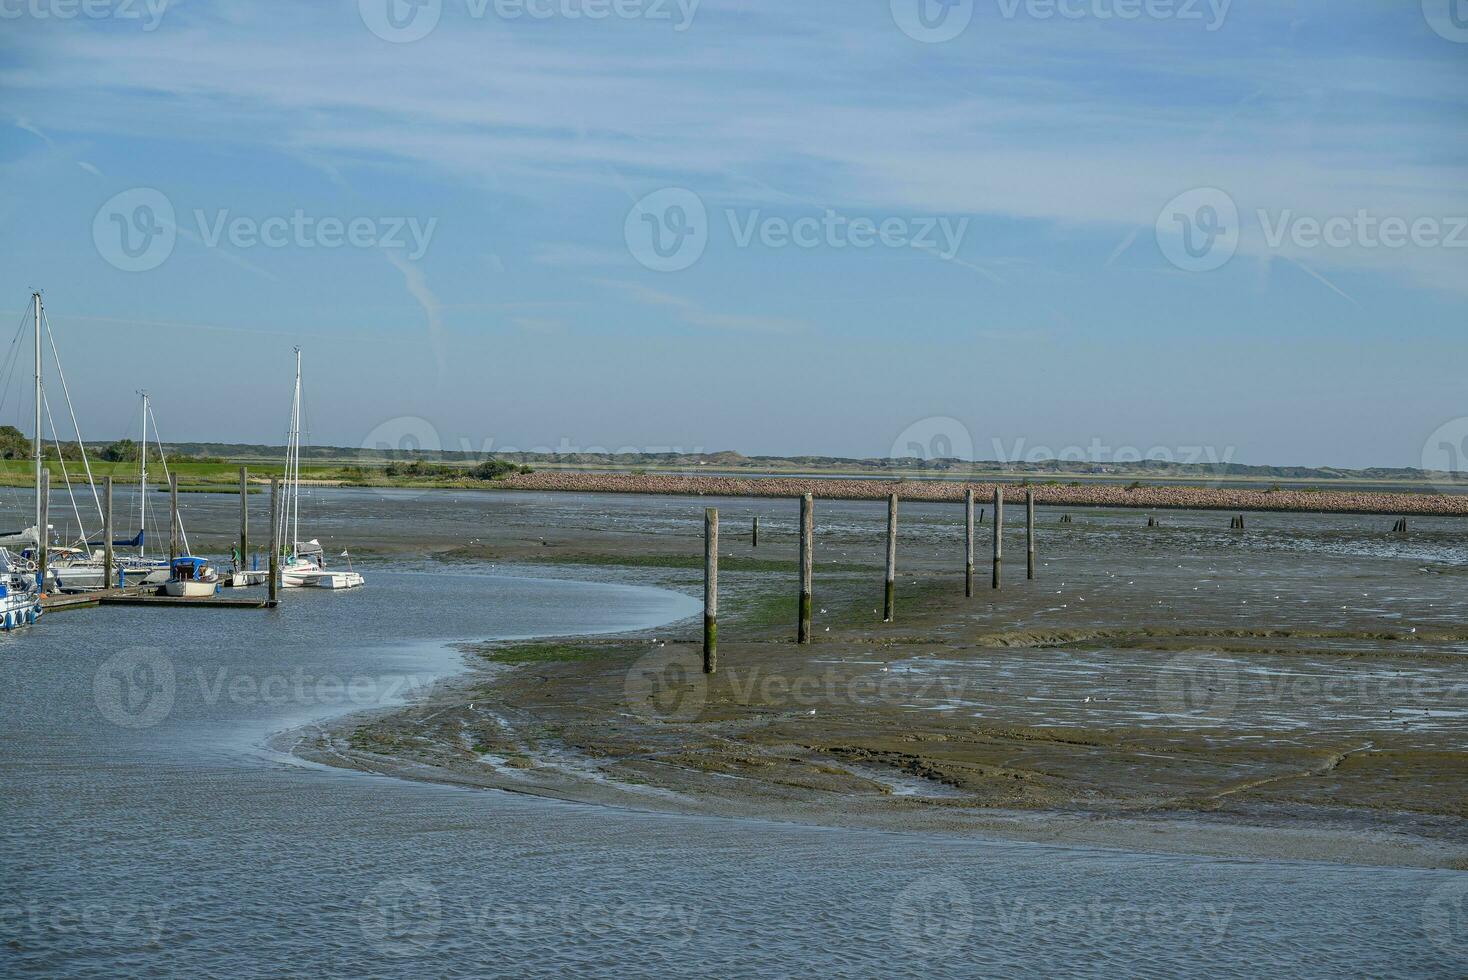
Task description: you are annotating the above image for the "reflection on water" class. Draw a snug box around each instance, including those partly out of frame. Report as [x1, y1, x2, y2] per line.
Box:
[2, 490, 1465, 976]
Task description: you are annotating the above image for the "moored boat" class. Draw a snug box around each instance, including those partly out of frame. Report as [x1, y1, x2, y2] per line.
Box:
[161, 556, 220, 597]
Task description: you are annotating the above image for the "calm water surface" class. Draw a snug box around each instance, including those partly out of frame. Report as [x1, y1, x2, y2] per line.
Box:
[2, 491, 1465, 977]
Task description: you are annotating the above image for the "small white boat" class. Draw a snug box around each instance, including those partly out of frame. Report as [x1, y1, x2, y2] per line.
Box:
[225, 569, 268, 588]
[279, 541, 364, 590]
[161, 556, 220, 598]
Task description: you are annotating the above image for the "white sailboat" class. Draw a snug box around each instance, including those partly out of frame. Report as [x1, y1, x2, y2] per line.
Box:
[277, 349, 364, 590]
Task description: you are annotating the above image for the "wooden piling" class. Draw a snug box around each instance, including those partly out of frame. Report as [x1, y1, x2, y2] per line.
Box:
[704, 507, 718, 673]
[1026, 489, 1036, 580]
[752, 515, 759, 549]
[992, 486, 1003, 590]
[798, 494, 813, 644]
[964, 488, 975, 598]
[37, 468, 48, 582]
[267, 477, 280, 605]
[169, 472, 179, 561]
[884, 494, 897, 621]
[103, 477, 114, 589]
[239, 467, 249, 569]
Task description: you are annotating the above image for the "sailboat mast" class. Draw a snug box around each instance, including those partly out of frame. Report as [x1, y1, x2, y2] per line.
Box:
[32, 292, 41, 538]
[291, 348, 302, 554]
[139, 391, 149, 558]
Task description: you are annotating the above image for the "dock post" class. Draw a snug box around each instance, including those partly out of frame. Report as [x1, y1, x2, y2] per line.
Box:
[103, 477, 114, 589]
[704, 507, 718, 674]
[964, 488, 974, 598]
[992, 486, 1003, 589]
[1026, 489, 1036, 580]
[798, 494, 813, 644]
[239, 467, 249, 570]
[37, 468, 48, 583]
[884, 494, 897, 621]
[267, 477, 280, 605]
[169, 472, 179, 561]
[752, 515, 759, 549]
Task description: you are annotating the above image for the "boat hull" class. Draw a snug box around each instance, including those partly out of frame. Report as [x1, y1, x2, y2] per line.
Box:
[161, 580, 219, 598]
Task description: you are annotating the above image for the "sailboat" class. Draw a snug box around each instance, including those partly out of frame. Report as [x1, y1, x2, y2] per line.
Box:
[277, 349, 364, 590]
[46, 392, 181, 592]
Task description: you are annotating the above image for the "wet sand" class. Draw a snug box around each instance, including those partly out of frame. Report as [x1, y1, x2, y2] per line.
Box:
[285, 492, 1468, 869]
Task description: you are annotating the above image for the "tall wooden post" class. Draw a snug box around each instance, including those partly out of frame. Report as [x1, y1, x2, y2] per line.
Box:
[752, 515, 759, 549]
[267, 477, 280, 604]
[884, 494, 897, 621]
[798, 494, 813, 644]
[239, 467, 249, 570]
[704, 508, 718, 674]
[37, 468, 49, 583]
[1026, 489, 1036, 581]
[992, 486, 1003, 590]
[168, 472, 179, 561]
[103, 477, 114, 591]
[964, 488, 975, 598]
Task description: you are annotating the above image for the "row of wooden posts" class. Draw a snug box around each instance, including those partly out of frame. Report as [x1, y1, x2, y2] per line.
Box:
[702, 487, 1038, 674]
[34, 467, 284, 606]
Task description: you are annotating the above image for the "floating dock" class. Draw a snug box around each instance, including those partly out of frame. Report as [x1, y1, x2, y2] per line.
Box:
[41, 586, 277, 612]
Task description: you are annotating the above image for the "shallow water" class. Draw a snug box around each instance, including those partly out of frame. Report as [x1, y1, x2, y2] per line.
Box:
[3, 490, 1466, 977]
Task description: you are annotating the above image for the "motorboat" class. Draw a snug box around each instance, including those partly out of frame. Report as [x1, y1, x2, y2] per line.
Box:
[161, 556, 220, 598]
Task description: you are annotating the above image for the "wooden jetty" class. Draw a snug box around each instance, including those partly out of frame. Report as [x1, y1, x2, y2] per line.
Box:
[42, 586, 277, 613]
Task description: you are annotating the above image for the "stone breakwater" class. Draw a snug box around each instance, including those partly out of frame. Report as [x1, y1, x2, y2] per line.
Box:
[499, 471, 1468, 516]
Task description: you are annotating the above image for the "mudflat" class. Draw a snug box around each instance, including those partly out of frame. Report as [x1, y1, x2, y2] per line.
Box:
[289, 491, 1468, 869]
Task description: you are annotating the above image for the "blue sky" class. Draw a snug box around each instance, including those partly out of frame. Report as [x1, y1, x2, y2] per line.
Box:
[0, 0, 1464, 468]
